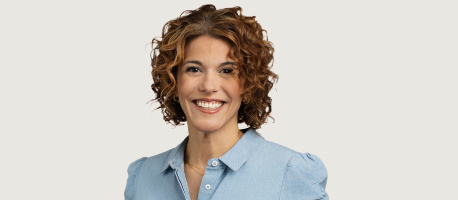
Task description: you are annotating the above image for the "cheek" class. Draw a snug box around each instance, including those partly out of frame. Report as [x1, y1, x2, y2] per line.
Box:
[176, 72, 186, 96]
[177, 82, 186, 98]
[226, 81, 244, 102]
[177, 75, 195, 100]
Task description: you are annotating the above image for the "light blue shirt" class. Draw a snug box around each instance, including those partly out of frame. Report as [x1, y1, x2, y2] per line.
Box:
[124, 128, 328, 200]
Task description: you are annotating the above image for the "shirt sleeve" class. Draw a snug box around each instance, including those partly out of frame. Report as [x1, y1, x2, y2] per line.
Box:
[280, 153, 328, 200]
[124, 157, 146, 200]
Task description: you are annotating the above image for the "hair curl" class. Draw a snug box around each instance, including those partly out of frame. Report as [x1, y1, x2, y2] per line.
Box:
[150, 4, 278, 129]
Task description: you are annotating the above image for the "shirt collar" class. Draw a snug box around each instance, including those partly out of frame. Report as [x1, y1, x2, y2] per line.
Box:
[160, 137, 188, 173]
[219, 128, 265, 171]
[160, 128, 265, 173]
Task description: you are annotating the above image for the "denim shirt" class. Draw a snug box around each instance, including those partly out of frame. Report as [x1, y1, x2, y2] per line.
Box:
[124, 129, 328, 200]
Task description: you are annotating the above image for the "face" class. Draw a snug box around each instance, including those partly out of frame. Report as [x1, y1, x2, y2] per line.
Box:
[177, 35, 243, 134]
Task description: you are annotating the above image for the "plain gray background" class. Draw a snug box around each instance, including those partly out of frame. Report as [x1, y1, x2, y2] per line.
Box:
[1, 0, 457, 199]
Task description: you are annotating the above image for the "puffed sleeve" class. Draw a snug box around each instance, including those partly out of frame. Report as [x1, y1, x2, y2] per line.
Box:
[124, 157, 146, 200]
[280, 153, 328, 200]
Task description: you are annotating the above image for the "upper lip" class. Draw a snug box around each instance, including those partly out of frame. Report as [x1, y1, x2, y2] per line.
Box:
[192, 98, 226, 103]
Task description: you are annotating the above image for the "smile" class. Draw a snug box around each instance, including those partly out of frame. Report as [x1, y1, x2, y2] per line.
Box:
[194, 101, 224, 110]
[192, 99, 227, 114]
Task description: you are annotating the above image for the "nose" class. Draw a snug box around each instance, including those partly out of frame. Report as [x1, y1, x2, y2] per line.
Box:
[198, 71, 220, 93]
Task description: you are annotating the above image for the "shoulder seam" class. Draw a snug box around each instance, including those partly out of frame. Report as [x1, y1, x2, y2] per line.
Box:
[279, 152, 299, 200]
[133, 157, 147, 197]
[300, 153, 327, 197]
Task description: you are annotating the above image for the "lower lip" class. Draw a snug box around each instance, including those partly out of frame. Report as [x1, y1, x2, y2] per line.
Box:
[193, 102, 225, 114]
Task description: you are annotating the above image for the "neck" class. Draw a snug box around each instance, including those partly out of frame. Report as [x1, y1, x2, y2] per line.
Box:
[185, 123, 243, 169]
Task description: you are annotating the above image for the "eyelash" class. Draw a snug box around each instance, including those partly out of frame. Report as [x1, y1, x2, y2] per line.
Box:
[186, 67, 201, 73]
[220, 68, 233, 74]
[185, 67, 234, 74]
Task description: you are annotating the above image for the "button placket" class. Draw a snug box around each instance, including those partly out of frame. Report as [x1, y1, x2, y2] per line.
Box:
[198, 158, 224, 199]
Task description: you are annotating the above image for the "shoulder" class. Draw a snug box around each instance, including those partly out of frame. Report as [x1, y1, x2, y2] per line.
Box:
[287, 153, 328, 187]
[254, 139, 325, 168]
[252, 139, 328, 199]
[124, 148, 175, 200]
[127, 148, 175, 176]
[124, 157, 146, 200]
[280, 151, 329, 200]
[256, 139, 327, 180]
[258, 138, 326, 173]
[261, 140, 327, 178]
[257, 140, 320, 166]
[126, 157, 147, 176]
[143, 149, 174, 169]
[259, 140, 298, 157]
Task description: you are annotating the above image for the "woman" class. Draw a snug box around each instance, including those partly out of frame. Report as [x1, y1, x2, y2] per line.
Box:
[125, 4, 328, 200]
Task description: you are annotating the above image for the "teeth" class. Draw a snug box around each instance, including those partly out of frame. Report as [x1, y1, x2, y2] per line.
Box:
[195, 100, 224, 110]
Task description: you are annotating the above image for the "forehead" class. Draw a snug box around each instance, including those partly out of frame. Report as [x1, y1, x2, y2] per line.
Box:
[183, 35, 233, 63]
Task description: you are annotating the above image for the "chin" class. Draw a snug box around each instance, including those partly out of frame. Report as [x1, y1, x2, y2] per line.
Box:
[191, 120, 225, 134]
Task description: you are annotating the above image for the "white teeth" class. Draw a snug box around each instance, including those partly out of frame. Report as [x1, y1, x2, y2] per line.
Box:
[195, 100, 224, 110]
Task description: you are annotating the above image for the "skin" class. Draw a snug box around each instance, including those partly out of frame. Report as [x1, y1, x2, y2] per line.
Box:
[176, 35, 244, 200]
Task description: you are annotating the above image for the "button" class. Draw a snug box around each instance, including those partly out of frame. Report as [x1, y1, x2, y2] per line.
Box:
[212, 161, 218, 166]
[205, 184, 211, 190]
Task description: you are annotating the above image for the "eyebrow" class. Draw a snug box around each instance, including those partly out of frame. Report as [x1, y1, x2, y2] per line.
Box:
[183, 60, 237, 67]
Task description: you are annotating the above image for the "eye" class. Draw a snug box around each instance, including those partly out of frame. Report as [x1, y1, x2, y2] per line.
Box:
[186, 67, 201, 73]
[220, 68, 234, 74]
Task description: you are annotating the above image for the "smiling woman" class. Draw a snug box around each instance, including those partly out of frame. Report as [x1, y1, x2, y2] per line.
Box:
[125, 4, 328, 200]
[178, 35, 243, 134]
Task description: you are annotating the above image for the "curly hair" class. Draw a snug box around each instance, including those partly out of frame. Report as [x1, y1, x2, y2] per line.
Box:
[150, 4, 278, 129]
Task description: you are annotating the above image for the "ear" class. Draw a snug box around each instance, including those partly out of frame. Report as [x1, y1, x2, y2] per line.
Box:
[242, 96, 250, 104]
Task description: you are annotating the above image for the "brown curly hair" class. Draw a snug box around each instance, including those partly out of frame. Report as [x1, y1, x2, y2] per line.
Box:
[150, 4, 278, 129]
